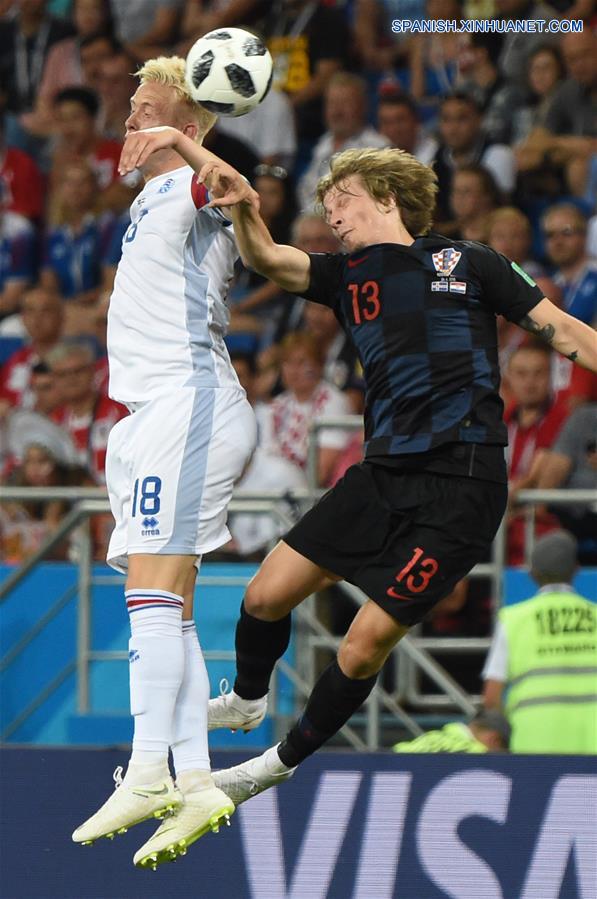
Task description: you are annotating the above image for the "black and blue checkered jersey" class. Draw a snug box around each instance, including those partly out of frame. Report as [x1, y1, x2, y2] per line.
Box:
[300, 236, 544, 472]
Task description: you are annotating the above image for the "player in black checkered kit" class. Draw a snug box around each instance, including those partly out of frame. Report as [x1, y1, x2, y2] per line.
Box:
[198, 146, 597, 800]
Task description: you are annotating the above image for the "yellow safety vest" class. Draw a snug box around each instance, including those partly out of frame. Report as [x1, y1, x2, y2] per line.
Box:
[500, 589, 597, 754]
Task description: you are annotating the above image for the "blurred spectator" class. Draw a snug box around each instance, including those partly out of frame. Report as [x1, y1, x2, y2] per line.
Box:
[483, 530, 597, 754]
[376, 93, 438, 164]
[0, 442, 92, 563]
[495, 0, 559, 86]
[354, 0, 424, 73]
[511, 44, 564, 146]
[110, 0, 185, 62]
[536, 404, 597, 561]
[20, 0, 114, 137]
[409, 0, 463, 100]
[518, 31, 597, 195]
[216, 89, 297, 171]
[486, 206, 544, 280]
[226, 350, 307, 559]
[505, 343, 569, 496]
[95, 46, 138, 142]
[179, 0, 264, 49]
[456, 32, 523, 144]
[545, 31, 597, 141]
[488, 205, 548, 398]
[273, 212, 341, 340]
[328, 427, 365, 486]
[505, 342, 569, 563]
[0, 0, 73, 115]
[0, 362, 77, 478]
[0, 181, 37, 320]
[302, 300, 361, 402]
[542, 203, 597, 324]
[298, 73, 389, 210]
[29, 360, 62, 416]
[253, 164, 297, 244]
[0, 287, 63, 408]
[49, 86, 129, 213]
[202, 125, 259, 181]
[432, 93, 515, 222]
[40, 160, 114, 303]
[261, 332, 351, 486]
[447, 163, 500, 240]
[263, 0, 350, 144]
[393, 709, 511, 753]
[230, 164, 296, 325]
[0, 113, 45, 222]
[48, 339, 127, 484]
[78, 30, 122, 89]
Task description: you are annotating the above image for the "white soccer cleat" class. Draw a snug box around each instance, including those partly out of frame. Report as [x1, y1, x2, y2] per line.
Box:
[133, 780, 234, 869]
[207, 679, 267, 732]
[72, 766, 182, 845]
[212, 744, 296, 806]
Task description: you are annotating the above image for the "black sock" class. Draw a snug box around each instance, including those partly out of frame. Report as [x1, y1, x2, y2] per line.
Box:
[233, 601, 291, 700]
[277, 660, 377, 767]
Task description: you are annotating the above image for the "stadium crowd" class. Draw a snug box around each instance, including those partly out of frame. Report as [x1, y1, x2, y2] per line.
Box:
[0, 0, 595, 593]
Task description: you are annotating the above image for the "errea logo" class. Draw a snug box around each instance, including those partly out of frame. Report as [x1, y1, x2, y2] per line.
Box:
[141, 516, 160, 536]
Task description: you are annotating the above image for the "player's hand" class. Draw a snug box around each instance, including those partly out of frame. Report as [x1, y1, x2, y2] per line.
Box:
[118, 126, 181, 175]
[197, 161, 258, 209]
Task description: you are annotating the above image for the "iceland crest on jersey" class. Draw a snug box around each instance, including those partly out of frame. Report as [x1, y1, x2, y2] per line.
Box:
[432, 248, 461, 277]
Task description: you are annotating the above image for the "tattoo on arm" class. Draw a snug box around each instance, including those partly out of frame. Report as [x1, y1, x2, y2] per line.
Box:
[519, 315, 580, 363]
[519, 314, 555, 345]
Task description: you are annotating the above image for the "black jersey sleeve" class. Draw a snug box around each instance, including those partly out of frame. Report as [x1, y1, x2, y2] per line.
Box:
[293, 252, 345, 310]
[468, 243, 545, 323]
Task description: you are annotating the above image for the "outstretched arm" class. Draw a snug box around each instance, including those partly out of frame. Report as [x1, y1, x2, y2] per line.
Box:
[118, 127, 312, 294]
[518, 297, 597, 372]
[198, 159, 311, 294]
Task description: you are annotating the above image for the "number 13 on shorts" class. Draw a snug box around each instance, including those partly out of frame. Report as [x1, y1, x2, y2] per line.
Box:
[387, 546, 439, 599]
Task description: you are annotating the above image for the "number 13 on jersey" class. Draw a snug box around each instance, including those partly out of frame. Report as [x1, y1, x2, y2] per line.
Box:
[349, 281, 381, 324]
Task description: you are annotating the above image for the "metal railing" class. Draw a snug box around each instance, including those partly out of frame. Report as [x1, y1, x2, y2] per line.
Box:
[2, 474, 596, 744]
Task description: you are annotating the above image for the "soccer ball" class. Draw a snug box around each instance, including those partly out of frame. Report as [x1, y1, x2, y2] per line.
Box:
[185, 28, 273, 117]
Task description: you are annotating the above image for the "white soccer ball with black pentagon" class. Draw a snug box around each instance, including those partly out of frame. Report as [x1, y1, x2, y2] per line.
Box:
[185, 28, 273, 117]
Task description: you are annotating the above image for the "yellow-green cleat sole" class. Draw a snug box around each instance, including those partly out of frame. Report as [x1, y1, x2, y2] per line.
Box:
[135, 805, 234, 871]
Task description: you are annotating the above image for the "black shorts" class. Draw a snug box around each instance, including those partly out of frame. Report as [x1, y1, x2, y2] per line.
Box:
[284, 461, 507, 627]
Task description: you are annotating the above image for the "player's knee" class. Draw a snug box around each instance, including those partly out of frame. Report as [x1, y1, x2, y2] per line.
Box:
[338, 634, 384, 679]
[244, 580, 284, 621]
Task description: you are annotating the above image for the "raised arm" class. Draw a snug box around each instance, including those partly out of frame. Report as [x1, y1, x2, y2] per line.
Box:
[197, 157, 311, 294]
[517, 297, 597, 372]
[118, 127, 312, 294]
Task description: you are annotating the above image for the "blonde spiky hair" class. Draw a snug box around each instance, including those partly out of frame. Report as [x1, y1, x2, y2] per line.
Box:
[135, 56, 217, 140]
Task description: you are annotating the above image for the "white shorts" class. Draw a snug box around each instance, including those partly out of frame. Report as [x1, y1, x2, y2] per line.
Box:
[105, 387, 256, 572]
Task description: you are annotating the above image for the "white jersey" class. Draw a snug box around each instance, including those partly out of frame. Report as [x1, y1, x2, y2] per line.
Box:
[107, 164, 240, 403]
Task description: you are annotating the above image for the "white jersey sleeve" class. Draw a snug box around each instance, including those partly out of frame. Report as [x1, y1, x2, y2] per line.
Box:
[107, 165, 241, 403]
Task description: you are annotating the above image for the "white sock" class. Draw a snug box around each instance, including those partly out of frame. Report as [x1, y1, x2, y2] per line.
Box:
[171, 620, 210, 775]
[125, 589, 184, 773]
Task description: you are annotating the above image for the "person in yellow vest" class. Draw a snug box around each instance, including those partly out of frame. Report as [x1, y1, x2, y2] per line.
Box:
[393, 709, 511, 754]
[483, 530, 597, 754]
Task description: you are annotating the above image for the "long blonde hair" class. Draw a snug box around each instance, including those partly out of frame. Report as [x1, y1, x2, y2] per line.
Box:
[316, 147, 438, 236]
[136, 56, 217, 140]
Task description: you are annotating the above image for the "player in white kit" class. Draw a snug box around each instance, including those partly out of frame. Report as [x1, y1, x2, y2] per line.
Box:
[71, 57, 257, 869]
